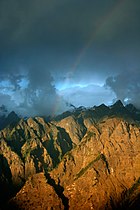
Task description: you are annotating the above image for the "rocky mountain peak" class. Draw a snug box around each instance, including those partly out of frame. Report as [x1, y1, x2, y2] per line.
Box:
[7, 111, 19, 121]
[0, 101, 140, 209]
[0, 111, 20, 131]
[110, 100, 124, 109]
[125, 103, 137, 113]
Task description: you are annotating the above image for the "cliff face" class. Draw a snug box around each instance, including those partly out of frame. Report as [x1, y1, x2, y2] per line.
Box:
[0, 111, 90, 207]
[9, 173, 64, 210]
[51, 118, 140, 210]
[0, 102, 140, 209]
[0, 116, 75, 189]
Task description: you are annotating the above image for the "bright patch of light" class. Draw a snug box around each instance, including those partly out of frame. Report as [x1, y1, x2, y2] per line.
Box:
[124, 97, 131, 103]
[0, 78, 29, 95]
[0, 80, 14, 94]
[55, 82, 104, 91]
[19, 78, 29, 89]
[124, 98, 128, 103]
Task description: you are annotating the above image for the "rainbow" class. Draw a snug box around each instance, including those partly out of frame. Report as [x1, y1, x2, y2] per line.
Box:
[52, 0, 127, 115]
[71, 0, 126, 73]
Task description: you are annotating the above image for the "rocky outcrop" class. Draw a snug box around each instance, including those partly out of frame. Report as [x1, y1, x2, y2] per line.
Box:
[9, 173, 64, 210]
[0, 101, 140, 209]
[0, 116, 74, 207]
[0, 111, 20, 131]
[8, 117, 140, 210]
[55, 115, 87, 145]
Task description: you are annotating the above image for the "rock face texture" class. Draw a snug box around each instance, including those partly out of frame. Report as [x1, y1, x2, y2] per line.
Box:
[0, 116, 75, 207]
[9, 173, 64, 210]
[50, 118, 140, 210]
[0, 101, 140, 209]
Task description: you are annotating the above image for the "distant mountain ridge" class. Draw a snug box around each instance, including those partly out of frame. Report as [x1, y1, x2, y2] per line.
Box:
[0, 100, 140, 130]
[0, 111, 20, 130]
[54, 100, 140, 122]
[0, 100, 140, 209]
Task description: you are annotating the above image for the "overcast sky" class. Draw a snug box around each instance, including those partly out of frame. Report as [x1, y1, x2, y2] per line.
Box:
[0, 0, 140, 116]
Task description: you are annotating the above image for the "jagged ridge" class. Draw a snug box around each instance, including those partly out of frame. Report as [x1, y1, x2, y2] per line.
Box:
[0, 101, 140, 209]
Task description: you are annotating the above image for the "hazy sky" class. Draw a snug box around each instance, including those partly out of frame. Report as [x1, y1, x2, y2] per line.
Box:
[0, 0, 140, 116]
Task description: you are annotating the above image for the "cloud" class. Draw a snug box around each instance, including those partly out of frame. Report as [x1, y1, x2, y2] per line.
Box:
[58, 84, 115, 108]
[0, 0, 140, 115]
[0, 104, 8, 116]
[0, 0, 140, 57]
[0, 64, 68, 117]
[105, 69, 140, 108]
[0, 93, 17, 114]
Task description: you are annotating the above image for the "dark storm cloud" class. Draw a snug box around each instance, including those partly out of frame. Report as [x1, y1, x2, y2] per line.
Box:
[106, 69, 140, 108]
[19, 64, 67, 116]
[0, 0, 140, 115]
[0, 0, 111, 48]
[0, 64, 67, 116]
[1, 0, 140, 55]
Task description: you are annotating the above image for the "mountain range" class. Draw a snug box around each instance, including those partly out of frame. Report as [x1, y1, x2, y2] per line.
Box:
[0, 100, 140, 209]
